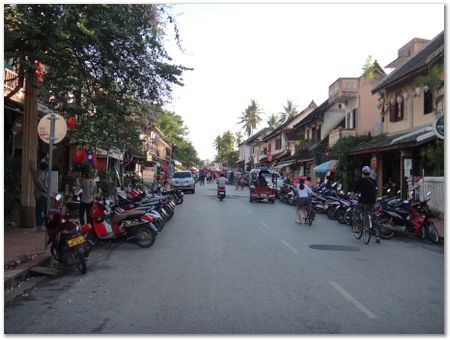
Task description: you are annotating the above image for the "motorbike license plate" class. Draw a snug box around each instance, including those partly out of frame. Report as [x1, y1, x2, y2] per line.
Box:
[67, 235, 85, 247]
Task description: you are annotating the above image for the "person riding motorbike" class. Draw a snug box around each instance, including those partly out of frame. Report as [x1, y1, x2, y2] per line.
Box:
[217, 173, 226, 190]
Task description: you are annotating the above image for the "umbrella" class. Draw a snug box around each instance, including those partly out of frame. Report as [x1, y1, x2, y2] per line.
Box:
[314, 159, 337, 174]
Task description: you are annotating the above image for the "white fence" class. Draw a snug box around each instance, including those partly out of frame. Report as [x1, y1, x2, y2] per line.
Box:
[419, 177, 444, 214]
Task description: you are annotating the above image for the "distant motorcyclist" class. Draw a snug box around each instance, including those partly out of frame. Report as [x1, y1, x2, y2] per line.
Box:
[217, 173, 226, 189]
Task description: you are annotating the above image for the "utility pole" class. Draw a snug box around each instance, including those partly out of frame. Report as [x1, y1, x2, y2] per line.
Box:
[20, 71, 39, 228]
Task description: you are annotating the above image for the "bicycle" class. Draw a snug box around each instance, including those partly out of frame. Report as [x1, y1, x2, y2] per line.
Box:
[303, 204, 316, 226]
[351, 203, 373, 244]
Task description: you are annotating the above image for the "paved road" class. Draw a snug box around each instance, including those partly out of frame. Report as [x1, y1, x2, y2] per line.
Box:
[4, 183, 444, 334]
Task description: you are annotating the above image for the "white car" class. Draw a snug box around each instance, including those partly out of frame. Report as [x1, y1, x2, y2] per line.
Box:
[171, 171, 196, 193]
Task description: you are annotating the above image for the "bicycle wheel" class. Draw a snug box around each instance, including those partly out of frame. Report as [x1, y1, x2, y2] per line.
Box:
[352, 214, 363, 239]
[362, 213, 371, 244]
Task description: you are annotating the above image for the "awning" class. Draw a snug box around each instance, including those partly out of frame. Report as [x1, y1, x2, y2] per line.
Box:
[274, 160, 295, 170]
[314, 159, 337, 173]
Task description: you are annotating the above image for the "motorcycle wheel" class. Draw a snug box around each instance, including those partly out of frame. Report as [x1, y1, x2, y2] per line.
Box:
[176, 197, 184, 205]
[426, 222, 440, 244]
[326, 206, 337, 219]
[72, 251, 87, 274]
[378, 217, 396, 239]
[337, 210, 346, 224]
[220, 197, 223, 201]
[135, 225, 156, 248]
[344, 211, 352, 225]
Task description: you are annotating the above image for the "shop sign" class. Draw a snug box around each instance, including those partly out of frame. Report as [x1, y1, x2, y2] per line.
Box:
[433, 115, 444, 139]
[37, 113, 67, 144]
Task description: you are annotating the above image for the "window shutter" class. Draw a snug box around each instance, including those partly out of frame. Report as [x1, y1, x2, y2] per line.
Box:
[389, 103, 396, 122]
[353, 108, 358, 129]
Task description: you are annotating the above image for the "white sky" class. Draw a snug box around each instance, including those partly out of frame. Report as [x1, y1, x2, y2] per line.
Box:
[163, 3, 444, 161]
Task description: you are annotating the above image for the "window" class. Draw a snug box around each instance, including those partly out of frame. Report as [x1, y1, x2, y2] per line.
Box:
[346, 109, 357, 128]
[424, 91, 433, 114]
[311, 127, 316, 142]
[275, 138, 282, 150]
[317, 126, 321, 141]
[389, 93, 404, 122]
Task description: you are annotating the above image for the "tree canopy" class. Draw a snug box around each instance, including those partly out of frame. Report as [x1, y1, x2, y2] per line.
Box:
[156, 110, 200, 167]
[279, 99, 298, 123]
[4, 4, 189, 150]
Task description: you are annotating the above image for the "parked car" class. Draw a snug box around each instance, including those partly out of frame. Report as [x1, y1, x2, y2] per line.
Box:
[171, 171, 196, 193]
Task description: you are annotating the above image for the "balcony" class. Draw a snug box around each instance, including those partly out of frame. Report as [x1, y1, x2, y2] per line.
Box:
[328, 78, 359, 103]
[328, 127, 357, 148]
[4, 68, 24, 101]
[294, 140, 315, 154]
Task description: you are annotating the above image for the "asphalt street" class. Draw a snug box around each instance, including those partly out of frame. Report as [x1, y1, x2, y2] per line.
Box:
[4, 183, 444, 334]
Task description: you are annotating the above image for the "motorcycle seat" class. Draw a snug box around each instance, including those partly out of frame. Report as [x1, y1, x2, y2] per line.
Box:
[111, 210, 145, 225]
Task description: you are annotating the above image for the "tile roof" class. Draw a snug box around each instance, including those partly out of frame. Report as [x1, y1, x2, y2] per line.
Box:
[293, 99, 333, 128]
[372, 31, 444, 93]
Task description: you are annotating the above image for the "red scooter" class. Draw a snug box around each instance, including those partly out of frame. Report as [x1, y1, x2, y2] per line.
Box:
[375, 191, 440, 244]
[81, 197, 158, 248]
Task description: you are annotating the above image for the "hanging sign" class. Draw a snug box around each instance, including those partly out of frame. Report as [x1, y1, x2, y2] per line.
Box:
[433, 115, 444, 140]
[37, 113, 67, 144]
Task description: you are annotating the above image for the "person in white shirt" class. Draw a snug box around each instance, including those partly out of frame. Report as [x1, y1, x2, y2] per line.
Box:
[295, 178, 315, 224]
[217, 173, 227, 189]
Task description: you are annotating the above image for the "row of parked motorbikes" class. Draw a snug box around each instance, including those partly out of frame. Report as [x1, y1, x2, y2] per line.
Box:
[277, 181, 440, 244]
[45, 186, 185, 274]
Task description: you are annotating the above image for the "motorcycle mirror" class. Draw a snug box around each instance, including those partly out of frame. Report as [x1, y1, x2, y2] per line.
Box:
[387, 188, 391, 193]
[55, 193, 63, 202]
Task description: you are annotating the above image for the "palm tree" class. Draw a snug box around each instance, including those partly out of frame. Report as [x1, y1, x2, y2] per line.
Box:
[238, 99, 263, 136]
[267, 113, 281, 129]
[213, 135, 223, 152]
[279, 99, 299, 123]
[235, 131, 243, 146]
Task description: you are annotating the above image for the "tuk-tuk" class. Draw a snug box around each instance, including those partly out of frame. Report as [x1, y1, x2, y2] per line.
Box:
[249, 168, 278, 203]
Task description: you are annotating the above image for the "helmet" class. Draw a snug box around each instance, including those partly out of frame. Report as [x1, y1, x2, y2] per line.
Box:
[362, 166, 371, 174]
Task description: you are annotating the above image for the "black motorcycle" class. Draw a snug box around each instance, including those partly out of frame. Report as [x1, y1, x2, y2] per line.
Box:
[46, 193, 90, 274]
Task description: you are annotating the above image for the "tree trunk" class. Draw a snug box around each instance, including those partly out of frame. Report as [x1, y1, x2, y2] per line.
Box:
[20, 71, 39, 228]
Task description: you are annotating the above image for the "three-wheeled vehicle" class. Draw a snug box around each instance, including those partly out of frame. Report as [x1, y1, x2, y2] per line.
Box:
[249, 168, 279, 203]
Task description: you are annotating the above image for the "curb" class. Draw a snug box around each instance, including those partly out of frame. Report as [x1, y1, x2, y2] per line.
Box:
[4, 254, 53, 291]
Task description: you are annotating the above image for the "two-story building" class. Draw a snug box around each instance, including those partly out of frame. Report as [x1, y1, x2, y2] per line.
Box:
[237, 127, 273, 171]
[327, 63, 387, 148]
[142, 126, 173, 183]
[349, 31, 444, 208]
[260, 101, 317, 176]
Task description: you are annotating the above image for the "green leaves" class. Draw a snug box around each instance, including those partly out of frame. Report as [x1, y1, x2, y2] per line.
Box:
[5, 4, 189, 155]
[238, 99, 263, 136]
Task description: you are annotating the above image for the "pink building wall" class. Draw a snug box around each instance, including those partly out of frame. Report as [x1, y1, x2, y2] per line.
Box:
[358, 77, 381, 135]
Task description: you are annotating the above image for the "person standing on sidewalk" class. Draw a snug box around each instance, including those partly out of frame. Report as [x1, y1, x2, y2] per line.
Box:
[79, 170, 97, 225]
[33, 160, 49, 231]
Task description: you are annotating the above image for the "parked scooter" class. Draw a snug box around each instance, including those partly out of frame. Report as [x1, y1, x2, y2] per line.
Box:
[46, 193, 90, 274]
[81, 196, 158, 248]
[375, 191, 439, 243]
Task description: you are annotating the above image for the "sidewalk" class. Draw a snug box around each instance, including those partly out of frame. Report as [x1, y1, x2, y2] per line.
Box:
[4, 224, 52, 290]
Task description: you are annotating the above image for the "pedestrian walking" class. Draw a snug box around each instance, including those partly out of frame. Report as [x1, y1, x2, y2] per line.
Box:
[79, 170, 97, 225]
[32, 160, 49, 231]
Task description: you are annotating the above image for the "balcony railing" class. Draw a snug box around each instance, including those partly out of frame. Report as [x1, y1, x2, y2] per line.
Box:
[328, 127, 357, 148]
[4, 68, 21, 93]
[294, 140, 315, 153]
